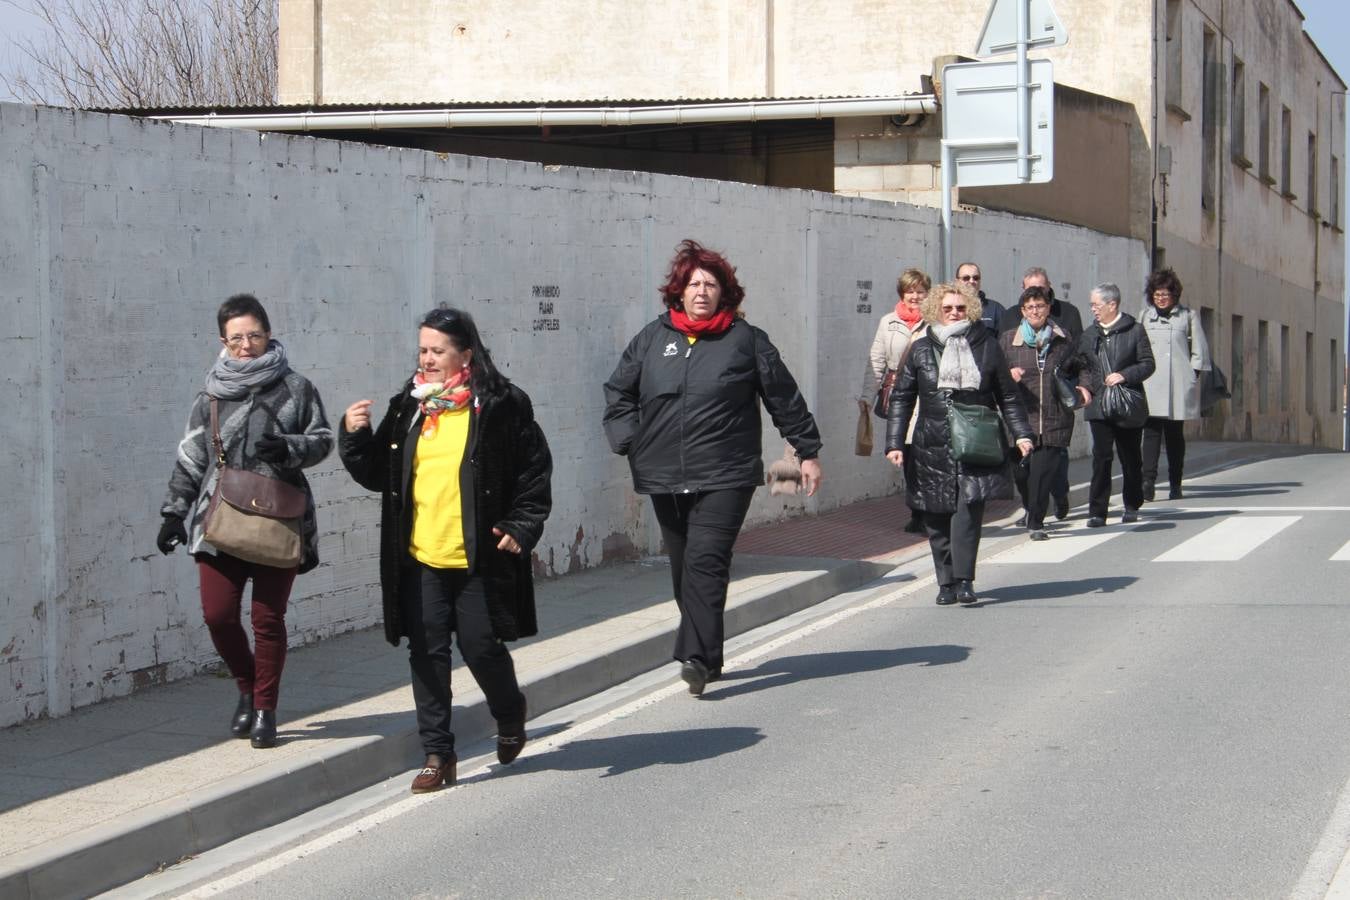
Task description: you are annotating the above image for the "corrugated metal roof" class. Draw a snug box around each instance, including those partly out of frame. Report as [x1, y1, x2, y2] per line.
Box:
[102, 93, 933, 117]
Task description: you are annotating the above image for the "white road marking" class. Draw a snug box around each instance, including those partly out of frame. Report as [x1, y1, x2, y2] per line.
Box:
[1330, 540, 1350, 562]
[988, 527, 1127, 564]
[175, 568, 936, 898]
[1153, 516, 1300, 562]
[1289, 764, 1350, 899]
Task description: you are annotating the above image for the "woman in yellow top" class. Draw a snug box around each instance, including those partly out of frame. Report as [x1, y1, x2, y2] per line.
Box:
[340, 307, 552, 793]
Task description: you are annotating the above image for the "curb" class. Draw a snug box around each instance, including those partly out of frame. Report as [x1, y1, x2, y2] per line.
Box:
[0, 556, 897, 900]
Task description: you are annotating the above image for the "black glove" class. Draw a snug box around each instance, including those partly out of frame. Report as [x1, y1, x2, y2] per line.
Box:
[254, 432, 289, 464]
[157, 517, 187, 555]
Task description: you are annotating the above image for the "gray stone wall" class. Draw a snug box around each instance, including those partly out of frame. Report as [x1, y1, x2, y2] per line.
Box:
[0, 102, 1145, 725]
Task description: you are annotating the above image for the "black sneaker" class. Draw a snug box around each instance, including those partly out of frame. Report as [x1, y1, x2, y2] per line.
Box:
[1121, 509, 1139, 524]
[1086, 516, 1106, 528]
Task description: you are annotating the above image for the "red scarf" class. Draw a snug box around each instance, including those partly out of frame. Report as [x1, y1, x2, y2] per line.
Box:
[895, 301, 923, 328]
[669, 307, 735, 336]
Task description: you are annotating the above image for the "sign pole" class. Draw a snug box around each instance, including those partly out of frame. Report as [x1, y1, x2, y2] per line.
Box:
[1016, 0, 1031, 181]
[941, 142, 953, 280]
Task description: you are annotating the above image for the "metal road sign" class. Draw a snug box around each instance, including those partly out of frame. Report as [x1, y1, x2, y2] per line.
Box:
[975, 0, 1066, 57]
[941, 58, 1055, 186]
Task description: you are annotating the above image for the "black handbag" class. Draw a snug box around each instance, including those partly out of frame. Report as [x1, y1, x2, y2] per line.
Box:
[946, 396, 1007, 467]
[1052, 364, 1084, 410]
[1199, 364, 1231, 415]
[1099, 383, 1148, 428]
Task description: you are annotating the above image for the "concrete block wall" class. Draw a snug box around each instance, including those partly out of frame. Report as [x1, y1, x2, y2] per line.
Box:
[0, 102, 1144, 726]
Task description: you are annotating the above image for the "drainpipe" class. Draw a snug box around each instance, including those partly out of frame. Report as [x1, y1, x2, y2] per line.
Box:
[151, 96, 938, 131]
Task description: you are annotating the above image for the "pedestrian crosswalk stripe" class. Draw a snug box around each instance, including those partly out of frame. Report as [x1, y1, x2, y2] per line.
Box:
[988, 528, 1126, 564]
[1153, 516, 1300, 562]
[1331, 540, 1350, 561]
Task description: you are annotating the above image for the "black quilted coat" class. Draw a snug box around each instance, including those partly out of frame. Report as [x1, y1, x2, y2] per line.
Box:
[339, 380, 552, 646]
[885, 322, 1033, 514]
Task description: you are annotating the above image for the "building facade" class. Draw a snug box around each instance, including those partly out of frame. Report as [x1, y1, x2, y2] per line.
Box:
[278, 0, 1345, 447]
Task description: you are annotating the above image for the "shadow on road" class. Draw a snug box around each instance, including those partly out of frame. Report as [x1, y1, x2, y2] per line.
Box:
[1179, 482, 1301, 498]
[703, 645, 971, 702]
[517, 726, 765, 778]
[974, 576, 1135, 606]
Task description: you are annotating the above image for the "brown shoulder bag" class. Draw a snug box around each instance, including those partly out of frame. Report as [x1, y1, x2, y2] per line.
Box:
[202, 398, 306, 569]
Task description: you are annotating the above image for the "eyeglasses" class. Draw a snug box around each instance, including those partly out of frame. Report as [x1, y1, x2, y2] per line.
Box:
[223, 331, 268, 347]
[1022, 303, 1050, 311]
[941, 305, 968, 313]
[958, 275, 981, 282]
[1152, 290, 1174, 298]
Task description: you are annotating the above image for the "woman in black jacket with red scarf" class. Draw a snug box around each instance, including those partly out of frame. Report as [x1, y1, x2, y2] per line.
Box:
[340, 307, 551, 793]
[603, 239, 823, 697]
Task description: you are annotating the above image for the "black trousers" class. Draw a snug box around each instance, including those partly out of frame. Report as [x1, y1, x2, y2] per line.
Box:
[1015, 444, 1067, 529]
[1088, 419, 1145, 518]
[924, 493, 985, 586]
[1141, 417, 1186, 489]
[400, 561, 525, 757]
[1052, 447, 1070, 504]
[651, 488, 755, 674]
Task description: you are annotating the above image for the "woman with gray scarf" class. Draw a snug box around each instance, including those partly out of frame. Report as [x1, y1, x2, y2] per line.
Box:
[885, 282, 1033, 605]
[159, 294, 333, 748]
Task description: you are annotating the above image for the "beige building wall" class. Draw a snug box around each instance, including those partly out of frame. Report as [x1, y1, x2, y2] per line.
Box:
[276, 0, 1345, 449]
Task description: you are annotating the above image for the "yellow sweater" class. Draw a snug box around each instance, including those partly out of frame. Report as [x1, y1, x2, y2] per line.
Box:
[409, 407, 470, 568]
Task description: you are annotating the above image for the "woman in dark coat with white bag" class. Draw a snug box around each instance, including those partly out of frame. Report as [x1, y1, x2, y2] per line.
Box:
[886, 281, 1033, 606]
[340, 307, 552, 793]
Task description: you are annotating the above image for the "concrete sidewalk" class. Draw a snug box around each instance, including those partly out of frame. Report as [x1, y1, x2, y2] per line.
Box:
[0, 441, 1298, 899]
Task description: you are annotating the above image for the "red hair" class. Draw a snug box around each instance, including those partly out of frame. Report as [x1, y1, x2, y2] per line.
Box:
[658, 239, 746, 312]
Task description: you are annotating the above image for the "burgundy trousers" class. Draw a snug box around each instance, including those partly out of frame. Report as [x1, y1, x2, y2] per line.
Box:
[197, 552, 296, 710]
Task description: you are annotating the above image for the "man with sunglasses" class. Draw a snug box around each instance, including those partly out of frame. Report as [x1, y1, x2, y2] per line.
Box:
[954, 262, 1007, 333]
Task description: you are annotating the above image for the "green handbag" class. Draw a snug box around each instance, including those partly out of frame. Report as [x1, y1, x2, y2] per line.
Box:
[946, 397, 1007, 467]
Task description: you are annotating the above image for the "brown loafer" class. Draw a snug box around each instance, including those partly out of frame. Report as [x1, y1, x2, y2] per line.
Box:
[410, 754, 457, 793]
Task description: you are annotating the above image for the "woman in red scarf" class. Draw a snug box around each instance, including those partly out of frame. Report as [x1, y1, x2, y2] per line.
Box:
[604, 240, 823, 697]
[864, 268, 931, 533]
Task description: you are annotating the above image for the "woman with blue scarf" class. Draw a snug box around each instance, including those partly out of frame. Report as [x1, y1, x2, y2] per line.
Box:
[998, 286, 1091, 540]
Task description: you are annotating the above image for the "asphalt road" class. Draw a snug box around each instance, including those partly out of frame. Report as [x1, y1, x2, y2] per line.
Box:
[146, 451, 1350, 899]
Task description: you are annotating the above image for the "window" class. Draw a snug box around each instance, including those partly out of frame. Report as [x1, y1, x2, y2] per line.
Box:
[1258, 83, 1272, 183]
[1201, 29, 1218, 211]
[1258, 320, 1269, 413]
[1230, 57, 1248, 165]
[1281, 106, 1293, 197]
[1231, 314, 1245, 409]
[1308, 133, 1319, 215]
[1306, 332, 1316, 414]
[1333, 339, 1341, 414]
[1165, 0, 1185, 115]
[1280, 325, 1290, 408]
[1333, 155, 1342, 228]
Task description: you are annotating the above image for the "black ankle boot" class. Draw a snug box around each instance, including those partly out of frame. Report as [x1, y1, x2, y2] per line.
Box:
[250, 710, 277, 749]
[230, 693, 254, 738]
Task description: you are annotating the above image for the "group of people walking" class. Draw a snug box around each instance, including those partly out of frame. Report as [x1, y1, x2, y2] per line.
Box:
[866, 263, 1211, 605]
[156, 239, 821, 793]
[154, 242, 1209, 792]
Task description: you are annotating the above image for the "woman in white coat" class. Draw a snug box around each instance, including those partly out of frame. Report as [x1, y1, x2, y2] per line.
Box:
[1140, 268, 1210, 501]
[864, 268, 930, 532]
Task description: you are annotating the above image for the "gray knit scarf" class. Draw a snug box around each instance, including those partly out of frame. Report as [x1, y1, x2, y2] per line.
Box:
[204, 339, 291, 399]
[929, 321, 981, 390]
